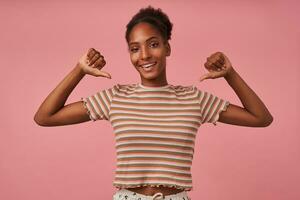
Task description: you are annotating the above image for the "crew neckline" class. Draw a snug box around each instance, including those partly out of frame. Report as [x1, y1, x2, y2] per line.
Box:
[138, 83, 172, 89]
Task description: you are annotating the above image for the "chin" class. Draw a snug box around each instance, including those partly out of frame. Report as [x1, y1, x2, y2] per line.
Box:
[136, 65, 165, 81]
[141, 74, 159, 80]
[137, 69, 157, 79]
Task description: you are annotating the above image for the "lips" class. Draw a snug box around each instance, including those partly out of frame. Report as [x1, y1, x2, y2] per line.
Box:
[139, 61, 157, 68]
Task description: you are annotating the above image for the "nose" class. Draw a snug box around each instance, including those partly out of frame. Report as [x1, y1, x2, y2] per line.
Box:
[140, 46, 151, 60]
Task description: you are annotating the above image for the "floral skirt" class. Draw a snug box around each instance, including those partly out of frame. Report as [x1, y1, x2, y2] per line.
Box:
[113, 188, 191, 200]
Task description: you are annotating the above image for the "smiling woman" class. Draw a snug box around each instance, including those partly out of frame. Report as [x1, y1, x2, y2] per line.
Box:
[128, 22, 171, 87]
[126, 7, 172, 89]
[34, 5, 273, 200]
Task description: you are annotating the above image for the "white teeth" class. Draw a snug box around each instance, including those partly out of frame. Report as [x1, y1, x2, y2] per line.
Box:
[141, 62, 156, 68]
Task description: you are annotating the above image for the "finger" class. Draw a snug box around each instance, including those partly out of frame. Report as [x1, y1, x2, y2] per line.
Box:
[222, 53, 231, 67]
[92, 69, 111, 79]
[206, 57, 219, 70]
[87, 48, 96, 60]
[204, 62, 209, 70]
[212, 62, 222, 70]
[215, 59, 226, 71]
[93, 58, 106, 69]
[200, 70, 226, 81]
[87, 50, 99, 65]
[215, 55, 224, 65]
[213, 60, 224, 71]
[91, 59, 101, 68]
[208, 57, 225, 71]
[208, 54, 223, 63]
[207, 60, 219, 71]
[216, 59, 227, 70]
[204, 62, 214, 72]
[99, 70, 111, 79]
[96, 56, 106, 69]
[99, 59, 106, 68]
[217, 52, 230, 68]
[89, 53, 101, 66]
[218, 53, 225, 63]
[204, 62, 214, 71]
[199, 73, 212, 82]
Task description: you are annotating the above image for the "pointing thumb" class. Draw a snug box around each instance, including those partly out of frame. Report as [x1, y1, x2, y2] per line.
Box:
[199, 73, 211, 82]
[96, 70, 112, 79]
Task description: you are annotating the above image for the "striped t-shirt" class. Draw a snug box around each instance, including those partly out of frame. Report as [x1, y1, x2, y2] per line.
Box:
[81, 83, 229, 191]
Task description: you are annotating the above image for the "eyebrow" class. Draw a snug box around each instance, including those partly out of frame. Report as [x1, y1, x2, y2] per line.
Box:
[129, 36, 159, 46]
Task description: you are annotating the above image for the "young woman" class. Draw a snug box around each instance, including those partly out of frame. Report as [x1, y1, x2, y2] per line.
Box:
[34, 6, 273, 200]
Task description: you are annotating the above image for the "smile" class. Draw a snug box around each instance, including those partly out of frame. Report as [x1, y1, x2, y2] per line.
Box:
[139, 62, 157, 71]
[140, 62, 157, 68]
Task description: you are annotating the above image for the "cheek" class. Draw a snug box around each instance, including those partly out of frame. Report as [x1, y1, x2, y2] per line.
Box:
[130, 54, 138, 65]
[153, 49, 167, 59]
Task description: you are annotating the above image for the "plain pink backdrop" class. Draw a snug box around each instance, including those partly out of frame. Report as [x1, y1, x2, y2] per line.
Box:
[1, 0, 299, 200]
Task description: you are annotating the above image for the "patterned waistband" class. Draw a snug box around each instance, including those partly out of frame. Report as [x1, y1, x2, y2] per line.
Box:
[113, 188, 190, 200]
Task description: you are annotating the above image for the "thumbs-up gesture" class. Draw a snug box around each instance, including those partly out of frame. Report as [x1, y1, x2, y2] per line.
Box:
[77, 48, 111, 79]
[200, 52, 233, 81]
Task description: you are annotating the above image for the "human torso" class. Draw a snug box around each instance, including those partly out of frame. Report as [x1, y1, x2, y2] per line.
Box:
[82, 83, 229, 193]
[110, 83, 200, 192]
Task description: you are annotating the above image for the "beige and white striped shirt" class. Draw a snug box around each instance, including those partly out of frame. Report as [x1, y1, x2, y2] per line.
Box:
[81, 83, 229, 191]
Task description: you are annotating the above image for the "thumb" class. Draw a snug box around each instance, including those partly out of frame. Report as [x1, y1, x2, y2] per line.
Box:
[93, 69, 112, 79]
[199, 73, 212, 82]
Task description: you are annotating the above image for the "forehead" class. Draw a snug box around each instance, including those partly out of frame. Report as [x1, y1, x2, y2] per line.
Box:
[128, 22, 163, 45]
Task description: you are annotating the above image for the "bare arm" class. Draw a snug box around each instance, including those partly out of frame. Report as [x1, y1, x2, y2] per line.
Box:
[34, 48, 111, 126]
[219, 68, 273, 127]
[200, 52, 273, 127]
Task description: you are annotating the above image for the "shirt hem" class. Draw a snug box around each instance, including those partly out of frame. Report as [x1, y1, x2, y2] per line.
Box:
[113, 183, 193, 192]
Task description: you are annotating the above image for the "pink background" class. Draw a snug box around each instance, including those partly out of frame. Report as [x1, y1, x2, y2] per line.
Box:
[1, 0, 299, 199]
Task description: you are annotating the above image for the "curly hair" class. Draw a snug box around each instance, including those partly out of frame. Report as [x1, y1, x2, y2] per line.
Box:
[125, 6, 173, 43]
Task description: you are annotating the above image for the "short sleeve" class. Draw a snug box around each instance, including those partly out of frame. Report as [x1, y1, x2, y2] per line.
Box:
[81, 87, 115, 121]
[197, 88, 230, 125]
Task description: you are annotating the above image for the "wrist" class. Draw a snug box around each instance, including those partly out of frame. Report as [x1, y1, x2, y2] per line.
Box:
[75, 63, 86, 77]
[224, 67, 237, 80]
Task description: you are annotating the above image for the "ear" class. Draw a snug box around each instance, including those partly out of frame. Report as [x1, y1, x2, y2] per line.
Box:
[165, 42, 171, 56]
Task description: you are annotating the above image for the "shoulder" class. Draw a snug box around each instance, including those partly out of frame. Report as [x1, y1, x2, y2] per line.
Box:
[171, 84, 198, 93]
[111, 83, 138, 95]
[111, 83, 200, 95]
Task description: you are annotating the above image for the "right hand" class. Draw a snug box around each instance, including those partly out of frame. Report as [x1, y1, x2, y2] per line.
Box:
[77, 48, 111, 79]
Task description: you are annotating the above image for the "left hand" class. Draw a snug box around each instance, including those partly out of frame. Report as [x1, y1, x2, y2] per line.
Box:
[199, 52, 234, 81]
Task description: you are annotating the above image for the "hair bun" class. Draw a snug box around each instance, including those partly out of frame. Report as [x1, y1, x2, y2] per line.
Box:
[126, 6, 173, 43]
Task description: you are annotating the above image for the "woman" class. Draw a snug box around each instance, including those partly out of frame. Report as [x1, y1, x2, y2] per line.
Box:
[34, 6, 273, 200]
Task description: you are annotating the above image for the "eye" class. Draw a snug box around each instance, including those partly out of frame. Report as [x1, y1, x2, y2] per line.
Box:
[130, 47, 139, 53]
[149, 41, 159, 48]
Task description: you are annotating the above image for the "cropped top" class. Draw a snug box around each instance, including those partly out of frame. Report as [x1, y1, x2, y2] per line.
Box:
[81, 83, 230, 191]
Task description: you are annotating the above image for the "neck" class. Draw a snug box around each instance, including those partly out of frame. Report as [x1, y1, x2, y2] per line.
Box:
[140, 74, 168, 87]
[141, 80, 168, 87]
[140, 66, 168, 87]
